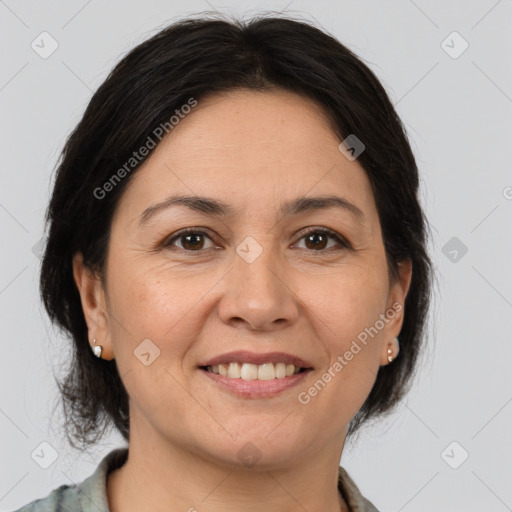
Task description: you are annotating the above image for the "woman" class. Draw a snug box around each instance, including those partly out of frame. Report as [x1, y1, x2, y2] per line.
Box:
[16, 13, 433, 512]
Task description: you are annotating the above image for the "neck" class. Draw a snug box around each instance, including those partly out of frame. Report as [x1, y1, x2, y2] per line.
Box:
[107, 413, 349, 512]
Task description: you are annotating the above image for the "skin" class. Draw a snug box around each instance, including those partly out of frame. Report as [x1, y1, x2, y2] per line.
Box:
[73, 88, 412, 512]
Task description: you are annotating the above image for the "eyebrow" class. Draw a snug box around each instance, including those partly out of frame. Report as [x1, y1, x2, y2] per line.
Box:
[138, 194, 365, 226]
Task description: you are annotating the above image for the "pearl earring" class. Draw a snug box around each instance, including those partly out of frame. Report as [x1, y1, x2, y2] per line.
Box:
[387, 336, 400, 363]
[92, 338, 103, 358]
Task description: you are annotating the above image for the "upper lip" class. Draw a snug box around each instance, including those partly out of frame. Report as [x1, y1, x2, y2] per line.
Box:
[199, 351, 313, 368]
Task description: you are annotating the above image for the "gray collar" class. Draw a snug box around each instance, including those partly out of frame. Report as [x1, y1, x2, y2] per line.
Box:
[76, 447, 128, 512]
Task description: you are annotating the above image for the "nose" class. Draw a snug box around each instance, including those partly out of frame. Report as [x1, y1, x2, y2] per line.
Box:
[217, 239, 300, 332]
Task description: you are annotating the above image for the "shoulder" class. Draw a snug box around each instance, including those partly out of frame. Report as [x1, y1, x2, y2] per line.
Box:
[13, 482, 83, 512]
[338, 465, 380, 512]
[13, 447, 129, 512]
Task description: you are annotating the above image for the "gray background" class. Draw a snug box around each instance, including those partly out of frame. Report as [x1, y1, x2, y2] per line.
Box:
[1, 0, 511, 510]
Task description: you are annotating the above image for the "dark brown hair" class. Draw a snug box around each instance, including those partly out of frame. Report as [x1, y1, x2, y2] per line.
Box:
[40, 13, 434, 449]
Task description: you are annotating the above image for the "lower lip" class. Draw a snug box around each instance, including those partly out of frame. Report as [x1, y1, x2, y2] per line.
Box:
[199, 368, 312, 398]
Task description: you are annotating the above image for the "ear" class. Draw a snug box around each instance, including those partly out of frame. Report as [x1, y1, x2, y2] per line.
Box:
[379, 258, 413, 365]
[72, 252, 114, 360]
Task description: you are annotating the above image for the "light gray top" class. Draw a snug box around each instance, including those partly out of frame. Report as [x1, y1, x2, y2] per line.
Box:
[14, 448, 379, 511]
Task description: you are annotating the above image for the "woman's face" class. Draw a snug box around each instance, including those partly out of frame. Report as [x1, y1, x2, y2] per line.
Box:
[75, 88, 411, 468]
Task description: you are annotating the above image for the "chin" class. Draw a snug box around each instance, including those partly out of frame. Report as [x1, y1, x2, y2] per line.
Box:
[199, 429, 303, 470]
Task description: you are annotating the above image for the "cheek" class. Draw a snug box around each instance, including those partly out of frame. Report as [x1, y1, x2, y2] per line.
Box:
[109, 258, 196, 330]
[106, 258, 226, 362]
[298, 277, 385, 423]
[307, 260, 389, 339]
[104, 263, 209, 405]
[301, 260, 388, 404]
[332, 268, 389, 394]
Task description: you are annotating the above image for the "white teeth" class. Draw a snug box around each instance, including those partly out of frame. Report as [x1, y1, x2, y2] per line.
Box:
[241, 363, 258, 380]
[205, 362, 304, 380]
[258, 363, 275, 380]
[275, 362, 287, 378]
[228, 362, 241, 378]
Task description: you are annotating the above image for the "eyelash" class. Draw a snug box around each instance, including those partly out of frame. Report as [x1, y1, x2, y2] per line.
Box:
[163, 227, 351, 253]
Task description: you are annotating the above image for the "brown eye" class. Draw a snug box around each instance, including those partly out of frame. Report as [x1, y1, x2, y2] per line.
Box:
[180, 233, 205, 250]
[304, 232, 328, 250]
[295, 228, 350, 252]
[164, 229, 215, 251]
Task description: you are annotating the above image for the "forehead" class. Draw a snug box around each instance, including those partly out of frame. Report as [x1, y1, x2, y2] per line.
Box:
[114, 89, 378, 226]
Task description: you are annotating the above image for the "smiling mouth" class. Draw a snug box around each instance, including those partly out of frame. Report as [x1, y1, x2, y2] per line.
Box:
[199, 362, 310, 381]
